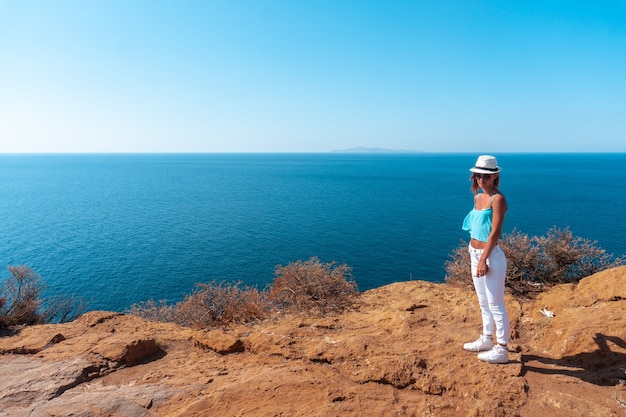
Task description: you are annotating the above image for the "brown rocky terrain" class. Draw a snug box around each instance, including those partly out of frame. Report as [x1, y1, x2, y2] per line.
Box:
[1, 266, 625, 417]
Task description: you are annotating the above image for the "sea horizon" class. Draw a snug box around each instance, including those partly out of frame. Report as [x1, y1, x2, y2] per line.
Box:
[1, 152, 624, 312]
[1, 150, 624, 154]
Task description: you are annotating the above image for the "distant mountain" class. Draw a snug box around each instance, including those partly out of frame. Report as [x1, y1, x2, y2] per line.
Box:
[331, 146, 423, 153]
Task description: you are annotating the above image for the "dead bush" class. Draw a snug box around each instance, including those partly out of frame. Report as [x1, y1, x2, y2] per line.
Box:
[41, 294, 90, 324]
[268, 257, 358, 314]
[129, 257, 359, 328]
[131, 257, 359, 327]
[179, 281, 268, 327]
[130, 281, 269, 328]
[444, 227, 623, 298]
[0, 265, 45, 327]
[442, 243, 472, 289]
[534, 227, 619, 282]
[128, 300, 177, 324]
[0, 265, 88, 329]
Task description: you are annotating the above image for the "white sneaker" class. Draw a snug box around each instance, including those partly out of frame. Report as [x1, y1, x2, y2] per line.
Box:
[463, 335, 494, 352]
[477, 345, 509, 364]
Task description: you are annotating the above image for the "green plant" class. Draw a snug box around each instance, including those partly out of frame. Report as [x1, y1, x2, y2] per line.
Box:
[444, 227, 623, 298]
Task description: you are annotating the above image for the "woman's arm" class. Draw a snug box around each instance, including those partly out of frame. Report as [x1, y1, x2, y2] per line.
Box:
[476, 194, 507, 277]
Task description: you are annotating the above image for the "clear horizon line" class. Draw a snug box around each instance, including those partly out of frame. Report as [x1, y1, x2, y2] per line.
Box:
[0, 150, 625, 155]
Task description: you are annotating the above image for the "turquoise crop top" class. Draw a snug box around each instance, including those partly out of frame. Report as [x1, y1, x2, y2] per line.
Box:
[462, 194, 498, 242]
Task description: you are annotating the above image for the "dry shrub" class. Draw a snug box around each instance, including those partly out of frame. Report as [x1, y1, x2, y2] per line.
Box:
[127, 299, 176, 323]
[500, 229, 544, 296]
[534, 227, 618, 282]
[131, 257, 359, 328]
[503, 227, 623, 297]
[445, 227, 623, 298]
[42, 294, 90, 324]
[268, 257, 358, 314]
[443, 243, 472, 289]
[177, 281, 267, 327]
[0, 265, 43, 327]
[130, 281, 268, 328]
[0, 265, 87, 328]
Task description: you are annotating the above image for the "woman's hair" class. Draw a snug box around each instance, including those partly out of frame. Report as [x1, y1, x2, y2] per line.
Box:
[470, 173, 500, 194]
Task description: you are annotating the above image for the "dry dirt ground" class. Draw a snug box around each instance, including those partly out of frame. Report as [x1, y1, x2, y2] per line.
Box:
[1, 266, 625, 416]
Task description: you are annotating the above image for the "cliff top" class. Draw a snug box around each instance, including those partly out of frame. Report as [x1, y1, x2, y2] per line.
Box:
[1, 266, 625, 417]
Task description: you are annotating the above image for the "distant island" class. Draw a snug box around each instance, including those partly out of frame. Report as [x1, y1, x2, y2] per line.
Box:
[331, 146, 423, 153]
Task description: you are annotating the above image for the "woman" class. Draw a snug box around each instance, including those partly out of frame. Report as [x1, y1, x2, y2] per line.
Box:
[461, 155, 510, 364]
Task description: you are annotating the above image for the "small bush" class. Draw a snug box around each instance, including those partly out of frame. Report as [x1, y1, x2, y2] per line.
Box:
[443, 243, 472, 289]
[0, 265, 87, 328]
[445, 227, 624, 298]
[268, 257, 358, 314]
[41, 294, 90, 324]
[128, 300, 177, 324]
[130, 257, 359, 328]
[0, 265, 45, 327]
[130, 281, 268, 328]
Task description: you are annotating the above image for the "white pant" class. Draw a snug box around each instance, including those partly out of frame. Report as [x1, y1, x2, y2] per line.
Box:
[469, 244, 510, 345]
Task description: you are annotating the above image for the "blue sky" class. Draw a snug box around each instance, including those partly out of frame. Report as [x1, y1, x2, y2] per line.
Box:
[0, 0, 625, 153]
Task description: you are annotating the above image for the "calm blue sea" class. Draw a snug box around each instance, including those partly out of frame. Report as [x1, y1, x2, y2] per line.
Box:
[0, 153, 624, 312]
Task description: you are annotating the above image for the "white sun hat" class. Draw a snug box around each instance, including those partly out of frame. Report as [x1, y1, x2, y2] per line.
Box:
[469, 155, 502, 174]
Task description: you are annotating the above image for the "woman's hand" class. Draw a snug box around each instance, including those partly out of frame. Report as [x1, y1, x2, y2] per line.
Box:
[476, 259, 489, 277]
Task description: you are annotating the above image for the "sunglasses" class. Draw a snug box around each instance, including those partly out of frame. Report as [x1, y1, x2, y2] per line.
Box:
[474, 173, 494, 179]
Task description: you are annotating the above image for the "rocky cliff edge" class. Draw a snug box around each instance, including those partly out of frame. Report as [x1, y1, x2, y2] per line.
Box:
[1, 266, 625, 417]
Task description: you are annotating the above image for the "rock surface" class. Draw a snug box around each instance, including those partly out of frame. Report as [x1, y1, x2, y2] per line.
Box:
[1, 267, 625, 416]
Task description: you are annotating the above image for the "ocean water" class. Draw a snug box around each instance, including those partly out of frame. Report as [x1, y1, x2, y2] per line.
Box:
[0, 153, 624, 312]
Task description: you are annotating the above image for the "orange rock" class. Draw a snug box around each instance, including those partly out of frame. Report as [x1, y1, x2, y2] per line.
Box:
[1, 267, 624, 417]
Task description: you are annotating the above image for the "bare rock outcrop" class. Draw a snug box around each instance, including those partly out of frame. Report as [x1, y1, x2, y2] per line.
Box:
[1, 267, 625, 416]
